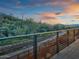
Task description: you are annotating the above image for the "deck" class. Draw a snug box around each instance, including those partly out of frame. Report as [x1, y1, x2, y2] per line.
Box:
[51, 39, 79, 59]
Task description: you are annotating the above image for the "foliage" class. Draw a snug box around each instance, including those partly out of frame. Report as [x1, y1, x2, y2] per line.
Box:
[0, 13, 75, 38]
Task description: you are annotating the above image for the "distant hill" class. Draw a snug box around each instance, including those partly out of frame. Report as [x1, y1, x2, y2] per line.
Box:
[0, 13, 52, 37]
[0, 13, 69, 38]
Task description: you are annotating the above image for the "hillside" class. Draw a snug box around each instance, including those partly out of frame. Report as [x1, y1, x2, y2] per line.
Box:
[0, 13, 66, 38]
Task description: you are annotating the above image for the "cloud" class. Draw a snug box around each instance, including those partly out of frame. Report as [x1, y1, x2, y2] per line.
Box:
[36, 12, 65, 24]
[14, 0, 79, 24]
[0, 7, 15, 14]
[37, 12, 65, 19]
[16, 1, 21, 7]
[9, 0, 79, 13]
[15, 0, 53, 8]
[38, 12, 57, 19]
[73, 15, 79, 19]
[65, 3, 79, 15]
[41, 18, 65, 24]
[15, 0, 77, 8]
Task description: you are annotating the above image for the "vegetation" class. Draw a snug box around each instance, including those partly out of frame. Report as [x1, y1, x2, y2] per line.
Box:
[0, 13, 78, 45]
[0, 13, 67, 38]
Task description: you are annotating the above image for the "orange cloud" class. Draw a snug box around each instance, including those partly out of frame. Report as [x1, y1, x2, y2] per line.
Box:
[63, 0, 74, 3]
[65, 3, 79, 15]
[51, 0, 75, 7]
[37, 12, 65, 24]
[42, 18, 65, 24]
[73, 15, 79, 19]
[38, 12, 64, 18]
[39, 12, 57, 18]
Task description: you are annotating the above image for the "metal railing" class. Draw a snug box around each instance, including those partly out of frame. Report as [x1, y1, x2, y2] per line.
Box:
[0, 28, 79, 59]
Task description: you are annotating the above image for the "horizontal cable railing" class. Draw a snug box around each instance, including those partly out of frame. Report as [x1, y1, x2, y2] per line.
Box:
[0, 28, 79, 59]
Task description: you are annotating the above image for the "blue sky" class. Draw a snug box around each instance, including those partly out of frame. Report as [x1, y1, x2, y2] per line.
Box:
[0, 0, 63, 15]
[0, 0, 79, 24]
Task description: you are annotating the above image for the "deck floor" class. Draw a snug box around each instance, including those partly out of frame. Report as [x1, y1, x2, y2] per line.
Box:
[51, 39, 79, 59]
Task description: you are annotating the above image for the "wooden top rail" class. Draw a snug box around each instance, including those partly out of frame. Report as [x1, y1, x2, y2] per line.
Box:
[0, 28, 79, 41]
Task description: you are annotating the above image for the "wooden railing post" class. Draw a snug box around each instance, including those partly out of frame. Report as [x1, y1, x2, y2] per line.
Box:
[78, 29, 79, 38]
[17, 54, 20, 59]
[56, 32, 59, 53]
[67, 30, 69, 46]
[73, 29, 75, 41]
[33, 35, 38, 59]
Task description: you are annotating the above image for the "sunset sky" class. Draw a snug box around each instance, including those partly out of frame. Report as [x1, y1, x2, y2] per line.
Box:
[0, 0, 79, 24]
